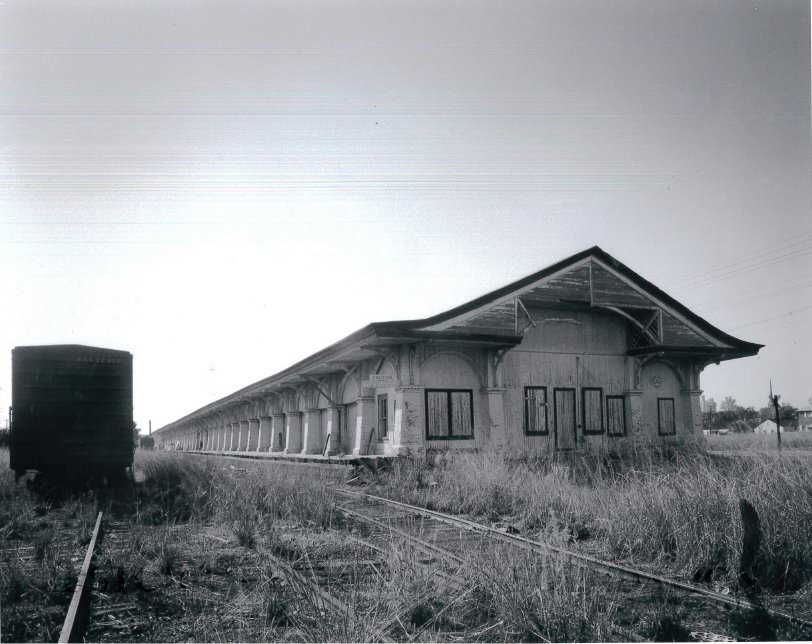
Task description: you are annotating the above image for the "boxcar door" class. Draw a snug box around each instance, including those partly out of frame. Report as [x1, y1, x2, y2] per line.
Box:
[554, 388, 577, 450]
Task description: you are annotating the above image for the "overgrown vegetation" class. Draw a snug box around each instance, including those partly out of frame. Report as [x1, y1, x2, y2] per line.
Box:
[0, 449, 95, 642]
[369, 448, 812, 596]
[3, 446, 810, 642]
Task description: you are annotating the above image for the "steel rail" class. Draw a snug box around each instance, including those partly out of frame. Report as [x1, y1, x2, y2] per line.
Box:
[265, 549, 352, 616]
[336, 500, 644, 643]
[264, 549, 395, 643]
[336, 505, 466, 566]
[58, 511, 104, 643]
[336, 489, 812, 631]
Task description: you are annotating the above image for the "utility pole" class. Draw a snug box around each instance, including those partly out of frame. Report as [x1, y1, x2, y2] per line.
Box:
[770, 379, 781, 452]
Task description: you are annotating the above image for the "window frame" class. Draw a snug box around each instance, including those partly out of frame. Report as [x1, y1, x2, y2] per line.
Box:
[424, 389, 474, 440]
[377, 394, 388, 440]
[657, 397, 676, 436]
[606, 395, 626, 437]
[581, 387, 604, 435]
[524, 386, 549, 436]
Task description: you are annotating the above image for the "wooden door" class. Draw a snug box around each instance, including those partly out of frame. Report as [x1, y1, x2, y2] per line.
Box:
[343, 403, 357, 453]
[554, 388, 577, 450]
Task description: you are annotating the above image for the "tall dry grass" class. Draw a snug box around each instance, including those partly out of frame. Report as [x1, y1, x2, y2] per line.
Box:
[131, 452, 628, 641]
[135, 452, 337, 530]
[371, 449, 812, 594]
[705, 430, 812, 452]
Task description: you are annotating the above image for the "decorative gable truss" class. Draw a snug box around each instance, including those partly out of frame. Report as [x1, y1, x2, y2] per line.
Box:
[416, 249, 760, 361]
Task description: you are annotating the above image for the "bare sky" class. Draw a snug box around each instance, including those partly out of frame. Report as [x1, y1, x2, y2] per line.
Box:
[1, 0, 810, 430]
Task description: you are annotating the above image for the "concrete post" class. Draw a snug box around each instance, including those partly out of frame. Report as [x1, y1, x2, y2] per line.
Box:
[324, 405, 342, 455]
[301, 409, 323, 455]
[258, 416, 272, 451]
[284, 412, 302, 453]
[686, 389, 703, 437]
[271, 413, 286, 451]
[229, 423, 238, 451]
[484, 387, 507, 453]
[388, 387, 424, 457]
[247, 418, 260, 450]
[352, 396, 376, 455]
[238, 420, 249, 451]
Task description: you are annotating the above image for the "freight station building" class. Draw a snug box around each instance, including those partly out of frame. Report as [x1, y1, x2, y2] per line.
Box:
[154, 247, 762, 458]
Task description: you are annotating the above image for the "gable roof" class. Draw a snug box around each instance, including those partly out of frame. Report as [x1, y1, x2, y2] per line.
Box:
[375, 245, 762, 356]
[155, 246, 762, 433]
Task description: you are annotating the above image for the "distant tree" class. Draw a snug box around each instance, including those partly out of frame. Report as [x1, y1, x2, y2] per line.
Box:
[704, 404, 758, 431]
[720, 397, 737, 412]
[703, 397, 717, 414]
[740, 406, 758, 421]
[132, 421, 141, 448]
[758, 403, 798, 427]
[0, 429, 8, 448]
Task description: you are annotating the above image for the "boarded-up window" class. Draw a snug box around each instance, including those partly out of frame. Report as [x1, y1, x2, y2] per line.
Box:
[425, 389, 474, 439]
[524, 386, 548, 435]
[377, 394, 388, 439]
[658, 398, 676, 436]
[606, 396, 625, 436]
[582, 388, 603, 435]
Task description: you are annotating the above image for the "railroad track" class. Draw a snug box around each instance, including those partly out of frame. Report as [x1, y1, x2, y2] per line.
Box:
[166, 449, 812, 641]
[0, 505, 101, 643]
[334, 488, 812, 642]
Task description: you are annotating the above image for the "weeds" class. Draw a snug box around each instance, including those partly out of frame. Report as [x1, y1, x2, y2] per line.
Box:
[370, 449, 812, 594]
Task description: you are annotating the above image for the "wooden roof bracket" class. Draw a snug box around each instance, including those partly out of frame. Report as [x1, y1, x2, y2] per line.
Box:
[516, 296, 537, 335]
[596, 304, 661, 345]
[301, 376, 342, 407]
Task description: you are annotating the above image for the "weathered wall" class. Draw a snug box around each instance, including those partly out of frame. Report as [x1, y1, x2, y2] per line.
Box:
[418, 351, 488, 450]
[502, 307, 627, 455]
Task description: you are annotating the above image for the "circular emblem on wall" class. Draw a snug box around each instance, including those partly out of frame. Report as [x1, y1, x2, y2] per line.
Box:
[651, 375, 662, 388]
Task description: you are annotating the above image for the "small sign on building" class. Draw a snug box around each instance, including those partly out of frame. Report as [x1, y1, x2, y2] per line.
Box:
[362, 374, 399, 389]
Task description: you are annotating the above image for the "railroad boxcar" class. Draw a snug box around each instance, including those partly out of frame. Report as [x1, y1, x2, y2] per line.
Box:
[10, 344, 134, 479]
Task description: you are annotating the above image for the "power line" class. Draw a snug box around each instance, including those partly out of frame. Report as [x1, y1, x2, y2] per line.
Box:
[666, 236, 812, 289]
[694, 281, 812, 314]
[670, 246, 812, 292]
[729, 304, 812, 330]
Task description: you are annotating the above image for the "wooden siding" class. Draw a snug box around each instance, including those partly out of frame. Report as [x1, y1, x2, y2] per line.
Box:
[591, 264, 654, 308]
[661, 311, 715, 347]
[502, 310, 626, 455]
[520, 264, 591, 305]
[448, 301, 516, 334]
